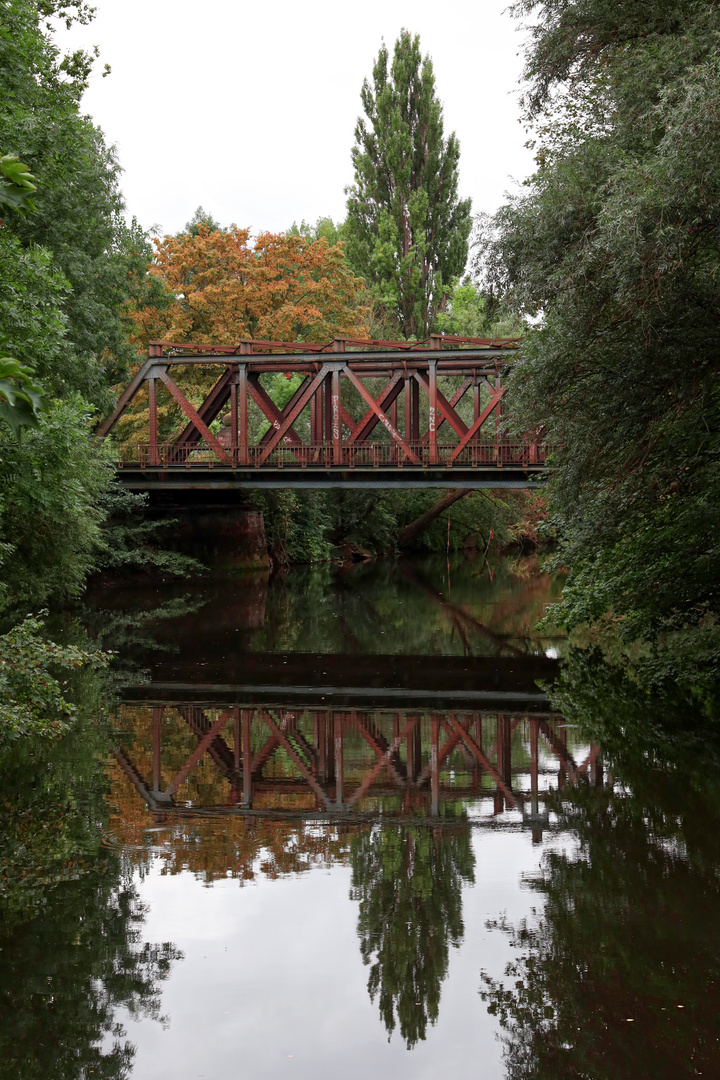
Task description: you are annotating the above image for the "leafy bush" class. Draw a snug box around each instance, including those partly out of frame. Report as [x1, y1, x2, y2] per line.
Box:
[0, 396, 114, 610]
[0, 612, 107, 741]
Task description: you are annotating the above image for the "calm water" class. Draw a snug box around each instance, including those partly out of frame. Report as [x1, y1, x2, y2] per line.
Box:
[1, 554, 719, 1080]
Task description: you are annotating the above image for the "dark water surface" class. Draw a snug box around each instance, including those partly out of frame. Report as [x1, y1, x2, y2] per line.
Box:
[1, 554, 719, 1080]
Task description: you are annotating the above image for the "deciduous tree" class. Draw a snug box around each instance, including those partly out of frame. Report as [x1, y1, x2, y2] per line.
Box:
[486, 0, 720, 638]
[128, 224, 368, 348]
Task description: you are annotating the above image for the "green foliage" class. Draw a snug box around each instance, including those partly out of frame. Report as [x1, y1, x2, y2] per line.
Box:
[0, 354, 45, 436]
[485, 0, 720, 639]
[0, 228, 68, 389]
[480, 647, 720, 1079]
[184, 204, 223, 236]
[0, 612, 107, 741]
[0, 707, 181, 1075]
[0, 0, 147, 408]
[0, 152, 36, 214]
[396, 489, 515, 552]
[350, 824, 475, 1046]
[254, 486, 515, 565]
[287, 216, 344, 246]
[252, 489, 333, 565]
[345, 29, 472, 338]
[436, 274, 522, 339]
[93, 483, 205, 579]
[0, 396, 114, 610]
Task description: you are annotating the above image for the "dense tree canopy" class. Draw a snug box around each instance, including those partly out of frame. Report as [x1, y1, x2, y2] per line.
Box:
[350, 823, 474, 1046]
[128, 224, 369, 348]
[486, 0, 720, 639]
[345, 30, 472, 338]
[0, 0, 146, 408]
[480, 648, 720, 1079]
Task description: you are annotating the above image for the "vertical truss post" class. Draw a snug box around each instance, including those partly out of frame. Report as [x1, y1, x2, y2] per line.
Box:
[334, 712, 344, 807]
[230, 369, 239, 461]
[495, 374, 503, 449]
[242, 708, 252, 807]
[327, 711, 335, 781]
[312, 372, 322, 445]
[148, 377, 158, 466]
[318, 711, 326, 780]
[414, 716, 423, 778]
[152, 706, 163, 794]
[530, 719, 539, 817]
[472, 712, 481, 787]
[557, 720, 567, 790]
[502, 714, 512, 787]
[404, 376, 412, 440]
[592, 748, 603, 787]
[411, 377, 420, 443]
[473, 374, 480, 425]
[389, 397, 398, 462]
[431, 714, 440, 816]
[495, 713, 505, 813]
[331, 368, 342, 464]
[428, 359, 438, 465]
[322, 374, 330, 458]
[237, 363, 248, 466]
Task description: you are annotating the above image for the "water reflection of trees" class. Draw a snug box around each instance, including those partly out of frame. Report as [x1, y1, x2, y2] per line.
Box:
[0, 714, 181, 1079]
[350, 823, 475, 1047]
[480, 649, 720, 1080]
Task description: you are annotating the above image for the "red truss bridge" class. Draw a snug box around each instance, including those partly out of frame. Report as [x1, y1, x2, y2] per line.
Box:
[100, 336, 556, 490]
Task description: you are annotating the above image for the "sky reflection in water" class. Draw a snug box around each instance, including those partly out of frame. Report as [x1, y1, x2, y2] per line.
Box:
[1, 554, 718, 1079]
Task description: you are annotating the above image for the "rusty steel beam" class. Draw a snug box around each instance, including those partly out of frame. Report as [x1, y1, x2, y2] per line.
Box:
[449, 387, 506, 463]
[345, 370, 405, 445]
[258, 364, 332, 463]
[415, 371, 469, 441]
[173, 368, 233, 450]
[343, 366, 419, 463]
[157, 369, 230, 464]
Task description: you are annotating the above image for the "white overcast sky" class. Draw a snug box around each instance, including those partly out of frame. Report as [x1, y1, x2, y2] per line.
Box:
[57, 0, 533, 238]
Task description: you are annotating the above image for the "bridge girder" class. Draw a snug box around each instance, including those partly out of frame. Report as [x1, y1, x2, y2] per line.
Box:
[100, 338, 555, 490]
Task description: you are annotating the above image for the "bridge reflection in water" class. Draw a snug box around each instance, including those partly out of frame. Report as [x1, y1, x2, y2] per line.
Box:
[114, 703, 601, 831]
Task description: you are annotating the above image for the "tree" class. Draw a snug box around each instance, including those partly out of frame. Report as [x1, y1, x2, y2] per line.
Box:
[0, 701, 181, 1078]
[485, 0, 720, 639]
[0, 150, 51, 437]
[0, 0, 146, 409]
[480, 648, 720, 1080]
[345, 30, 472, 338]
[128, 224, 368, 348]
[435, 274, 522, 339]
[350, 823, 475, 1046]
[0, 396, 114, 611]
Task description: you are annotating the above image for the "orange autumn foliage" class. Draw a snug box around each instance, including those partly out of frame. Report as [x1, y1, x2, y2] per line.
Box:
[127, 224, 369, 348]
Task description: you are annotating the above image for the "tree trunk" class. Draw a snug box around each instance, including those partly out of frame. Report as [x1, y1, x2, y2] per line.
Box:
[397, 489, 472, 548]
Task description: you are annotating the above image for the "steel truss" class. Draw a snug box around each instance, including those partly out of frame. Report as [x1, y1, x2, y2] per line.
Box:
[115, 706, 602, 825]
[100, 337, 555, 490]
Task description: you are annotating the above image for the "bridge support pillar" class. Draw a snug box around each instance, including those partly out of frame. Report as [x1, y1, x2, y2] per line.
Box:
[147, 490, 270, 574]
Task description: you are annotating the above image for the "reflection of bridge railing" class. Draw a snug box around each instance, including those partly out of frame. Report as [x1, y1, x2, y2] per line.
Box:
[117, 441, 557, 470]
[115, 706, 603, 832]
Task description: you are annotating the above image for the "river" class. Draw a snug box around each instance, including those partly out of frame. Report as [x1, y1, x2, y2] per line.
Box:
[0, 552, 718, 1080]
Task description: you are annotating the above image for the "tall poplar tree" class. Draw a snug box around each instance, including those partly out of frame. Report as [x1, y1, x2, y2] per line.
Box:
[345, 30, 472, 339]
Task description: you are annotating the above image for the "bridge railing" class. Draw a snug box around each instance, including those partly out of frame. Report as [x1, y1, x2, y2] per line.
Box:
[116, 441, 558, 469]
